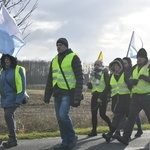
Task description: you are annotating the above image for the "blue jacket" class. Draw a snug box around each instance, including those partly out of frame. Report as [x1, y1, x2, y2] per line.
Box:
[0, 66, 25, 108]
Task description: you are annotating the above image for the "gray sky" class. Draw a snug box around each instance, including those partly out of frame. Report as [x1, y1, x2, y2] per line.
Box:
[17, 0, 150, 65]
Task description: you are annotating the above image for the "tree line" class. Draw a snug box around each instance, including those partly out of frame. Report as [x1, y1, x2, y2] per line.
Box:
[18, 60, 50, 85]
[18, 60, 90, 85]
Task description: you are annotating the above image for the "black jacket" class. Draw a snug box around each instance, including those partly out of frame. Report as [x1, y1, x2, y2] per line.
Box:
[44, 49, 83, 103]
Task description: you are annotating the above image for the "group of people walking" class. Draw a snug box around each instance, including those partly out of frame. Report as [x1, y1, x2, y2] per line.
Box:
[0, 37, 150, 150]
[87, 48, 150, 146]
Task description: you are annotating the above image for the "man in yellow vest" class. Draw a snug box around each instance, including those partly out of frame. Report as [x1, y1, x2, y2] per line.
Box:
[87, 60, 111, 137]
[117, 48, 150, 145]
[44, 38, 83, 150]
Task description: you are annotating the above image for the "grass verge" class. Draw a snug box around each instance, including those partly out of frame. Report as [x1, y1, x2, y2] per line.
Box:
[1, 124, 150, 140]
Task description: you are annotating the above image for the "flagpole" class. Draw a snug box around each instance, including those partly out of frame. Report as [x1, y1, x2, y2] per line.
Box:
[126, 31, 134, 57]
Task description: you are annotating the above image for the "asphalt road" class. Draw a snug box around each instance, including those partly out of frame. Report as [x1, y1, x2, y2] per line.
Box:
[0, 130, 149, 150]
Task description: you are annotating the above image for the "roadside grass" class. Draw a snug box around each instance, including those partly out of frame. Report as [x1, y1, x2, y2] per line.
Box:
[1, 124, 150, 140]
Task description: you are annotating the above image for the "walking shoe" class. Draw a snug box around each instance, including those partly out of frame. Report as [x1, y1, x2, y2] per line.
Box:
[53, 144, 68, 150]
[102, 133, 111, 143]
[88, 130, 97, 137]
[68, 136, 78, 150]
[134, 130, 143, 137]
[116, 136, 129, 145]
[2, 141, 18, 148]
[112, 131, 121, 139]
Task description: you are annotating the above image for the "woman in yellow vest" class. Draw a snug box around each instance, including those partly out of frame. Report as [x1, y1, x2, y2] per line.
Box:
[99, 58, 131, 143]
[0, 54, 25, 148]
[117, 48, 150, 145]
[87, 60, 111, 137]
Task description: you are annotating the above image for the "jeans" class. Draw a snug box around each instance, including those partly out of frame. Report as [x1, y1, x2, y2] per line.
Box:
[54, 95, 76, 146]
[4, 107, 16, 138]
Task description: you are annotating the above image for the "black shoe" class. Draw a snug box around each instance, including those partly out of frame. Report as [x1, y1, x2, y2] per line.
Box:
[112, 131, 121, 139]
[88, 132, 97, 136]
[68, 136, 78, 150]
[54, 144, 68, 150]
[102, 133, 111, 143]
[134, 130, 143, 137]
[2, 141, 18, 148]
[116, 136, 129, 145]
[88, 130, 97, 137]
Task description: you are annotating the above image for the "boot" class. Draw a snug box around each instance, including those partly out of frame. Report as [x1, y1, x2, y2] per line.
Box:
[134, 130, 143, 137]
[102, 132, 112, 143]
[88, 129, 97, 137]
[2, 135, 17, 148]
[102, 126, 116, 142]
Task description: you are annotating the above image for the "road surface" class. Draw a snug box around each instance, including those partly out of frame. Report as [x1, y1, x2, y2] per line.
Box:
[0, 130, 149, 150]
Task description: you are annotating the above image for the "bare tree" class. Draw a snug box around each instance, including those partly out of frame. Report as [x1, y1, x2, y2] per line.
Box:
[0, 0, 38, 39]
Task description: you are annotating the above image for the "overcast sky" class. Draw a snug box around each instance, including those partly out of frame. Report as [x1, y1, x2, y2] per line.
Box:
[17, 0, 150, 65]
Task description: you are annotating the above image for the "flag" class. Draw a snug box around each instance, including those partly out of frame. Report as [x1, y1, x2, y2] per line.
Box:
[0, 4, 25, 56]
[97, 51, 103, 60]
[126, 31, 143, 58]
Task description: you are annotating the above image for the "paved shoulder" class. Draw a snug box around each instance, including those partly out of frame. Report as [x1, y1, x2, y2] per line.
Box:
[0, 131, 149, 150]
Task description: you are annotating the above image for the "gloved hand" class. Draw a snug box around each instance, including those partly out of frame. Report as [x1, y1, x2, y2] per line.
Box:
[87, 82, 92, 89]
[71, 99, 81, 107]
[132, 79, 139, 86]
[139, 75, 147, 81]
[15, 103, 20, 108]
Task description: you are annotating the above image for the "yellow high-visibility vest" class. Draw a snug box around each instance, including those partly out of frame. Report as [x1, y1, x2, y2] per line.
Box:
[132, 65, 150, 94]
[52, 53, 76, 89]
[90, 73, 105, 92]
[15, 65, 25, 94]
[110, 73, 130, 97]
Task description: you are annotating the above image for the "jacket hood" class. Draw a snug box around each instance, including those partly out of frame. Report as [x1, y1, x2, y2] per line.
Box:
[109, 58, 124, 74]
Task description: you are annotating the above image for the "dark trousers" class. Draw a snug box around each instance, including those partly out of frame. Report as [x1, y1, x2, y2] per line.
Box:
[123, 94, 150, 139]
[4, 107, 16, 138]
[91, 92, 111, 131]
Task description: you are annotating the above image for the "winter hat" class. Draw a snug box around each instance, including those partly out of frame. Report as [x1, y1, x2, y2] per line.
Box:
[137, 48, 148, 59]
[109, 57, 124, 74]
[56, 38, 68, 48]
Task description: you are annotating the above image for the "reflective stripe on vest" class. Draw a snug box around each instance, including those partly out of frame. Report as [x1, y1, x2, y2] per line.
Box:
[132, 65, 150, 94]
[52, 53, 76, 89]
[15, 65, 24, 94]
[110, 73, 130, 97]
[91, 73, 105, 92]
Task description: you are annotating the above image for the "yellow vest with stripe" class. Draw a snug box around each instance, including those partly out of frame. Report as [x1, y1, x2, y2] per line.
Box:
[110, 73, 130, 97]
[132, 65, 150, 94]
[52, 53, 76, 89]
[90, 73, 105, 92]
[15, 65, 25, 94]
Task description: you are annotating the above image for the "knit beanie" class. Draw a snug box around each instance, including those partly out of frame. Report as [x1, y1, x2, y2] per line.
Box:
[56, 38, 68, 48]
[137, 48, 148, 59]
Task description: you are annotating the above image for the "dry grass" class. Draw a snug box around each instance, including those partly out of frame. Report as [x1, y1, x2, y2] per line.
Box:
[0, 90, 148, 134]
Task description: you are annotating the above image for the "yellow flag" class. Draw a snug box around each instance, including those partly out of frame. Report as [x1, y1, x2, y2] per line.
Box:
[97, 51, 103, 60]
